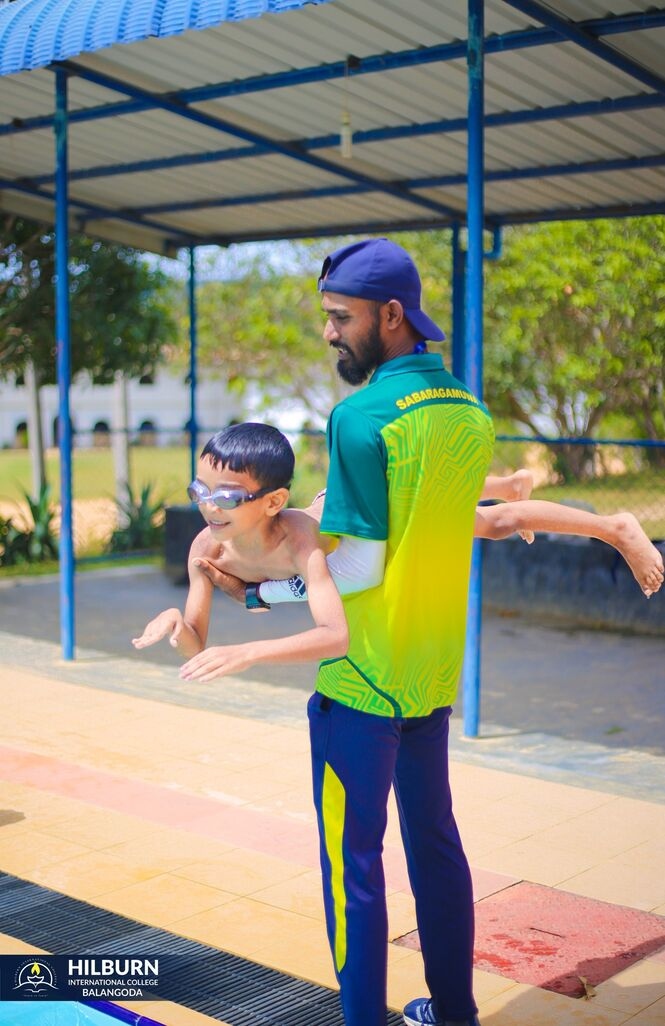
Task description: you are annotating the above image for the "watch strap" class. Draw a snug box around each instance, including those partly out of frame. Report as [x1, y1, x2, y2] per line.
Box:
[245, 582, 271, 610]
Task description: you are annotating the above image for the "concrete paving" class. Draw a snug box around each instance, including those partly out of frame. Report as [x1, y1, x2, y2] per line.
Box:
[1, 565, 663, 757]
[0, 654, 663, 1026]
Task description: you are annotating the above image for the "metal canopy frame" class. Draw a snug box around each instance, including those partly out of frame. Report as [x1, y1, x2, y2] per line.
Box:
[1, 0, 664, 735]
[1, 5, 665, 249]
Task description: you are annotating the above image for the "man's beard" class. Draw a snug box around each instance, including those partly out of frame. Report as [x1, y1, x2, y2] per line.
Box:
[333, 315, 383, 385]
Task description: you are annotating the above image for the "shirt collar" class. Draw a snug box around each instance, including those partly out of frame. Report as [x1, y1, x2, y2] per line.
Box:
[369, 352, 444, 385]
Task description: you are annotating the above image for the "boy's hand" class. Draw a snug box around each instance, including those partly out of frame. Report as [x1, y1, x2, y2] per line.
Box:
[132, 608, 184, 649]
[192, 558, 246, 604]
[179, 644, 255, 682]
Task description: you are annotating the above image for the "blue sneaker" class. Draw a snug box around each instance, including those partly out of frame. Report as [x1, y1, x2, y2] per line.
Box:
[403, 998, 481, 1026]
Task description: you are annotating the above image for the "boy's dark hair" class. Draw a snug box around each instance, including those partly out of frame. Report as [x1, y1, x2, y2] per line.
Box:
[200, 423, 294, 491]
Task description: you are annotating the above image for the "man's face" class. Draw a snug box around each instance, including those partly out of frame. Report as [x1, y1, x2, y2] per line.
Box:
[322, 292, 385, 385]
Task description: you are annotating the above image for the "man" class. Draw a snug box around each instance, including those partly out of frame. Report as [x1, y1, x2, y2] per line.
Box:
[202, 238, 494, 1026]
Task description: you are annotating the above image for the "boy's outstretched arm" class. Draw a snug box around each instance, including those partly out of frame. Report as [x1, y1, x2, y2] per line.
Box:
[179, 542, 349, 683]
[132, 538, 214, 658]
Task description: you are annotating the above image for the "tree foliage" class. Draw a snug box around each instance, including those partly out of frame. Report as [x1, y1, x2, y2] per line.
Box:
[483, 217, 665, 473]
[172, 236, 454, 423]
[0, 215, 177, 385]
[173, 248, 355, 422]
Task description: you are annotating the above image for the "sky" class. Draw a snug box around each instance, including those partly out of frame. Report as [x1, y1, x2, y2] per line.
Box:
[145, 239, 331, 283]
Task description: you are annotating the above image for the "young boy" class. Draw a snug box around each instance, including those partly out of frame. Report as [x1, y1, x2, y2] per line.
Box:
[132, 422, 348, 678]
[134, 423, 662, 683]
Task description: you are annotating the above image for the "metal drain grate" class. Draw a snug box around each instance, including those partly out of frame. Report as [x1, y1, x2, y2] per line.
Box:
[0, 872, 403, 1025]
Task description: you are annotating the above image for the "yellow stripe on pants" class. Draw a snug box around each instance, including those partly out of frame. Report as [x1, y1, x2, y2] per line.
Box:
[322, 761, 346, 972]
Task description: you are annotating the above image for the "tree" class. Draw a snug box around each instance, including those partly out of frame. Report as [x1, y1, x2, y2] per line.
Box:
[173, 247, 353, 424]
[174, 221, 664, 484]
[1, 217, 175, 384]
[483, 217, 665, 477]
[0, 215, 178, 494]
[172, 235, 453, 426]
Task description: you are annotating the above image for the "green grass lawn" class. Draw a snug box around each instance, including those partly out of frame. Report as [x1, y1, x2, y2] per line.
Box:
[0, 444, 328, 509]
[0, 446, 191, 507]
[1, 444, 662, 539]
[0, 553, 160, 578]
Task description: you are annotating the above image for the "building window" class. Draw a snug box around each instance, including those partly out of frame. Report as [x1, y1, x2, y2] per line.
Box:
[137, 419, 157, 446]
[15, 421, 28, 449]
[92, 420, 111, 448]
[52, 416, 75, 446]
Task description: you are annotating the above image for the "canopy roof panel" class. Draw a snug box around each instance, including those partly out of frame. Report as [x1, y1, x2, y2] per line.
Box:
[0, 0, 664, 252]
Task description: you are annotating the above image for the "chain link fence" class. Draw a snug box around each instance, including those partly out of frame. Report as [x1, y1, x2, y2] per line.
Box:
[282, 431, 665, 541]
[1, 429, 663, 559]
[491, 436, 664, 542]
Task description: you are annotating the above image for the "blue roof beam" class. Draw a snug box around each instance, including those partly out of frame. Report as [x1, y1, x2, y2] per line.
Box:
[26, 91, 665, 189]
[52, 61, 463, 222]
[1, 8, 664, 141]
[503, 0, 665, 96]
[0, 176, 197, 247]
[179, 199, 665, 248]
[189, 217, 456, 248]
[496, 201, 665, 226]
[120, 152, 665, 218]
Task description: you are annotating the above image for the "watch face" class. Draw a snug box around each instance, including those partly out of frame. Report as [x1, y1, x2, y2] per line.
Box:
[246, 584, 270, 611]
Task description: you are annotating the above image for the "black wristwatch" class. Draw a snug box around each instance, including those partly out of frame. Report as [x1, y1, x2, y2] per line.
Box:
[245, 582, 271, 611]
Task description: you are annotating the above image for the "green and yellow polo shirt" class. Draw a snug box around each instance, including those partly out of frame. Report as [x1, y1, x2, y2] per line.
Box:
[317, 353, 494, 718]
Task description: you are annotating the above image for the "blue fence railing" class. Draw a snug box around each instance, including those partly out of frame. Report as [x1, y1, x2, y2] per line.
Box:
[2, 430, 664, 550]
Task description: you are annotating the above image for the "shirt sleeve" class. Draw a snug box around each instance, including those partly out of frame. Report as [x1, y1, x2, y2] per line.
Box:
[320, 403, 388, 540]
[258, 537, 386, 604]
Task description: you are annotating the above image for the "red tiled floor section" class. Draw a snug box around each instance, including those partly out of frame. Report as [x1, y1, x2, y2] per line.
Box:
[0, 744, 517, 903]
[395, 881, 665, 999]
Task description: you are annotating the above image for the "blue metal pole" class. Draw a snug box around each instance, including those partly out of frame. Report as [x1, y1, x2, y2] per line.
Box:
[451, 224, 466, 380]
[54, 68, 75, 661]
[188, 246, 198, 483]
[463, 0, 485, 738]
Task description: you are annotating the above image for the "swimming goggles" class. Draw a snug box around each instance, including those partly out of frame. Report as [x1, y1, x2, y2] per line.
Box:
[187, 479, 275, 510]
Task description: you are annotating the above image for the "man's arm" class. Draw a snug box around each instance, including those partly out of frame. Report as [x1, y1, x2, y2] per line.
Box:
[178, 540, 349, 682]
[190, 534, 386, 606]
[257, 535, 386, 603]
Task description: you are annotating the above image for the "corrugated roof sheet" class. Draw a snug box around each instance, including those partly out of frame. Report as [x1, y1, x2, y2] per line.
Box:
[0, 0, 663, 251]
[0, 0, 331, 74]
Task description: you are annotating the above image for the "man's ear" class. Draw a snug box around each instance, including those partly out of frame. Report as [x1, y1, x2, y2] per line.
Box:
[384, 299, 406, 331]
[265, 488, 290, 517]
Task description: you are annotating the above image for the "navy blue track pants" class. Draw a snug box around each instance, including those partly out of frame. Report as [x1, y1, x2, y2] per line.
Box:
[308, 693, 477, 1026]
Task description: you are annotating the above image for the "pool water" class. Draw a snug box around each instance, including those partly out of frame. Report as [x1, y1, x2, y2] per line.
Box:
[0, 1003, 164, 1025]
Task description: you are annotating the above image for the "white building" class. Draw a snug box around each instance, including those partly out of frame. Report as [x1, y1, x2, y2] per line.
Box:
[0, 367, 243, 449]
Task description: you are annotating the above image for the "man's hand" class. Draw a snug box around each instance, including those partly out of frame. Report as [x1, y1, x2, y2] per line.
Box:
[192, 558, 246, 604]
[132, 608, 184, 649]
[179, 644, 256, 682]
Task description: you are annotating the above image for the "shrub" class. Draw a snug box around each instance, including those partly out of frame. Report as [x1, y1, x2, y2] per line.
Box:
[0, 484, 58, 566]
[108, 482, 165, 553]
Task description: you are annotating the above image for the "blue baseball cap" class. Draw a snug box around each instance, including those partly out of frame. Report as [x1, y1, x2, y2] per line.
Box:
[318, 237, 445, 342]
